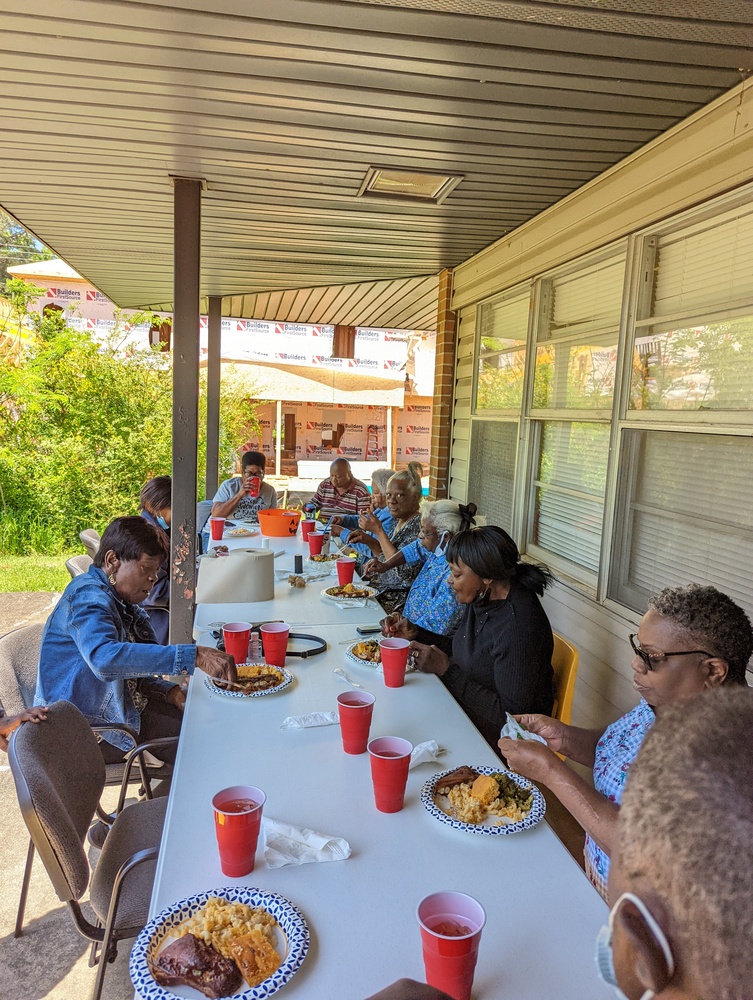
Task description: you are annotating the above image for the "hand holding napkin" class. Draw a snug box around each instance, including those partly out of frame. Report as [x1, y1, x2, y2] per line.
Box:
[499, 712, 548, 745]
[280, 712, 339, 729]
[263, 817, 351, 868]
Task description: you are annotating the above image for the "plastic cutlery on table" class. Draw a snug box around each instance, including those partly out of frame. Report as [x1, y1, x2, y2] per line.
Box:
[333, 667, 363, 689]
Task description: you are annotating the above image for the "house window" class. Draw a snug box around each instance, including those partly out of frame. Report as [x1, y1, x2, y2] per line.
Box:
[467, 420, 518, 532]
[526, 250, 625, 583]
[474, 286, 530, 413]
[609, 430, 753, 613]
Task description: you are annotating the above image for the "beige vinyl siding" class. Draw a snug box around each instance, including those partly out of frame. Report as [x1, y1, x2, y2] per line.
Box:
[449, 306, 476, 502]
[449, 80, 753, 732]
[452, 81, 753, 313]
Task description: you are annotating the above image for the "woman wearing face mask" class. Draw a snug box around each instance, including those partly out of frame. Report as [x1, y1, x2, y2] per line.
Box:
[139, 475, 172, 644]
[499, 583, 752, 901]
[35, 516, 236, 764]
[365, 499, 476, 654]
[409, 525, 555, 749]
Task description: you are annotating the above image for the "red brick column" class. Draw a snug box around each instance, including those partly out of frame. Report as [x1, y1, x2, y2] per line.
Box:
[429, 268, 456, 498]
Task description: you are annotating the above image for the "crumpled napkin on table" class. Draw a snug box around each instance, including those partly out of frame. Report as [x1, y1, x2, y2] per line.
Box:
[499, 712, 548, 745]
[280, 711, 339, 729]
[409, 740, 445, 769]
[263, 817, 351, 868]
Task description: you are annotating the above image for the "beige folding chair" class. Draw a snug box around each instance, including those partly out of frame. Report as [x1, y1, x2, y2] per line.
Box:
[79, 529, 101, 559]
[9, 701, 172, 1000]
[66, 553, 93, 578]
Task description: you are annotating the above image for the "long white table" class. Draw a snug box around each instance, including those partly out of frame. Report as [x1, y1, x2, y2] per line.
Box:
[140, 534, 608, 1000]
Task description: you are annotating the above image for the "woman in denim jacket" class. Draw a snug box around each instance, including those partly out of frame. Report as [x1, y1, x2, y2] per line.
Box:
[35, 516, 235, 762]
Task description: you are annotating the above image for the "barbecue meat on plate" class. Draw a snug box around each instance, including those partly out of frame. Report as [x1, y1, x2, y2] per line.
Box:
[152, 933, 242, 999]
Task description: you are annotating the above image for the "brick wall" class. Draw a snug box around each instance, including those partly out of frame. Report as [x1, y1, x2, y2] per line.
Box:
[429, 268, 456, 498]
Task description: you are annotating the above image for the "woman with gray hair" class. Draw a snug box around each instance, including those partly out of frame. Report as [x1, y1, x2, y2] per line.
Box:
[499, 582, 752, 900]
[366, 499, 477, 652]
[330, 467, 396, 554]
[348, 462, 424, 614]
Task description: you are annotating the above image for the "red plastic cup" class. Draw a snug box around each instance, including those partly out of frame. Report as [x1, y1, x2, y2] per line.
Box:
[247, 476, 260, 498]
[209, 517, 225, 540]
[368, 736, 412, 813]
[379, 637, 411, 688]
[308, 532, 325, 556]
[212, 785, 266, 878]
[222, 621, 252, 665]
[260, 621, 289, 667]
[417, 892, 486, 1000]
[336, 557, 356, 586]
[337, 691, 375, 754]
[301, 519, 317, 540]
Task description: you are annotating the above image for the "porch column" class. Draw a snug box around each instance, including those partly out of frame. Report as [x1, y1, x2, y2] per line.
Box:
[170, 176, 203, 643]
[429, 268, 456, 498]
[386, 406, 393, 466]
[275, 399, 282, 475]
[205, 295, 222, 497]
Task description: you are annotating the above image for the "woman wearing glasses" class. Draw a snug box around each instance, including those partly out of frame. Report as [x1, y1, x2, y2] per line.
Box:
[346, 462, 423, 614]
[499, 583, 752, 899]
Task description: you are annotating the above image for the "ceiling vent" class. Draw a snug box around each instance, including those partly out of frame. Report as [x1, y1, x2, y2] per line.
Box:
[357, 166, 463, 205]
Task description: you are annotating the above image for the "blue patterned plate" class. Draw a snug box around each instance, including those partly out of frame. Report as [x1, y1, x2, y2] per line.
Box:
[421, 765, 545, 836]
[204, 667, 293, 699]
[130, 886, 309, 999]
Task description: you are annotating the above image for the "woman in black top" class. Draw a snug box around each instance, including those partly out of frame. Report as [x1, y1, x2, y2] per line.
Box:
[409, 525, 554, 749]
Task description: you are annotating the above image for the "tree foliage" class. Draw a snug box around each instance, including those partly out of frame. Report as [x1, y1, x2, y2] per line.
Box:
[0, 209, 53, 290]
[0, 310, 260, 553]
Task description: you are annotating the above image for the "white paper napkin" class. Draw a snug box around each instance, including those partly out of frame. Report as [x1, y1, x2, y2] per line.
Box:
[280, 712, 339, 729]
[499, 712, 548, 744]
[263, 817, 351, 868]
[409, 740, 445, 769]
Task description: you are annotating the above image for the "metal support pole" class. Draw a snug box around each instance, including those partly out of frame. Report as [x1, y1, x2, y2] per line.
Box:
[205, 295, 221, 498]
[275, 399, 282, 476]
[170, 176, 203, 644]
[386, 406, 392, 466]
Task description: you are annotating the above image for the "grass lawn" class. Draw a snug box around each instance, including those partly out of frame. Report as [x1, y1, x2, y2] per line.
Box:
[0, 554, 77, 592]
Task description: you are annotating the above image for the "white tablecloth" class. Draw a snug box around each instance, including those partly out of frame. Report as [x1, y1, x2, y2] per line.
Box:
[139, 535, 607, 1000]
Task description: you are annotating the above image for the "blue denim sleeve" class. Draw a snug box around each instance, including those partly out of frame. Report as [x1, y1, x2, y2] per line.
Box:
[69, 590, 196, 679]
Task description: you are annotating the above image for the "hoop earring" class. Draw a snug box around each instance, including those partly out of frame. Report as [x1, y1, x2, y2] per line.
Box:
[108, 574, 116, 586]
[478, 586, 490, 601]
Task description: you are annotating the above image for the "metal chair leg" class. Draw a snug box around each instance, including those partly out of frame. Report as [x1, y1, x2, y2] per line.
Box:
[14, 837, 35, 937]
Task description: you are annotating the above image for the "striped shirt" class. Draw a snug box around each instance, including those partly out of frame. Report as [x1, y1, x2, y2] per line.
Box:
[311, 477, 371, 518]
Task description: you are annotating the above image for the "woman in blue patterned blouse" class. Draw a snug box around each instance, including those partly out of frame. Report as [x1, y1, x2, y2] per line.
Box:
[499, 583, 753, 900]
[365, 499, 477, 654]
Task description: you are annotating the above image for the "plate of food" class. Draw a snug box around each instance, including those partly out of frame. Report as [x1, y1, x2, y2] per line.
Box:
[130, 887, 309, 1000]
[306, 553, 340, 564]
[204, 665, 293, 699]
[320, 584, 377, 602]
[345, 638, 382, 667]
[225, 527, 258, 538]
[421, 765, 545, 836]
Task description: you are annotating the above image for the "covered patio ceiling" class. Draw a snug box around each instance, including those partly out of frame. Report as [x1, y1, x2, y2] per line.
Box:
[1, 0, 752, 330]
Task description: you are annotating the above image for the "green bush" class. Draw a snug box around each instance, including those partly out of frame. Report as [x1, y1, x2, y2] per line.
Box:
[0, 311, 260, 555]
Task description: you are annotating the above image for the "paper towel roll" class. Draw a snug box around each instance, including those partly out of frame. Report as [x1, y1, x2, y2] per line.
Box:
[196, 547, 275, 604]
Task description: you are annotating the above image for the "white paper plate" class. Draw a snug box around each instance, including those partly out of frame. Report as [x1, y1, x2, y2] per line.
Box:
[344, 639, 381, 668]
[421, 765, 545, 836]
[320, 585, 377, 602]
[204, 666, 293, 699]
[130, 886, 309, 1000]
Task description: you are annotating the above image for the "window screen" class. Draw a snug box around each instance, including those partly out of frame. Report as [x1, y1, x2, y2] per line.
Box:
[529, 421, 610, 574]
[609, 429, 753, 616]
[475, 287, 529, 412]
[467, 420, 518, 532]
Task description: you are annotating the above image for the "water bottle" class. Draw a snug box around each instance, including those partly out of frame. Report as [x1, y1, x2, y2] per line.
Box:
[248, 631, 261, 663]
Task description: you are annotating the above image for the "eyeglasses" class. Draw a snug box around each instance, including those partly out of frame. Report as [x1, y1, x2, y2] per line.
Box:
[628, 633, 713, 671]
[419, 527, 438, 539]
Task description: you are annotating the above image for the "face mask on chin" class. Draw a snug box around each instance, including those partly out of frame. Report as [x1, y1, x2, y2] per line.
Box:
[594, 892, 674, 1000]
[435, 531, 449, 557]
